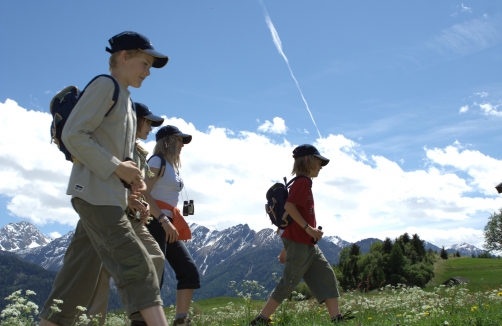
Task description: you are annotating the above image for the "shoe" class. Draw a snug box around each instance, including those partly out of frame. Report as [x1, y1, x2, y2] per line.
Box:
[332, 311, 355, 323]
[173, 316, 192, 326]
[130, 321, 148, 326]
[249, 315, 272, 326]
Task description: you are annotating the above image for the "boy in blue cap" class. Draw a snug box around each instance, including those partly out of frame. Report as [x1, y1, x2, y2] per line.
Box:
[250, 145, 354, 325]
[40, 32, 170, 326]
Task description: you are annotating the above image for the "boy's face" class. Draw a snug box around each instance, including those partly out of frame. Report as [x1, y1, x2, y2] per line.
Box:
[309, 158, 323, 178]
[124, 52, 155, 88]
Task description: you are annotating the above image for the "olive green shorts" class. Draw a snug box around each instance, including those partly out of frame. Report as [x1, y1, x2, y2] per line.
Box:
[40, 198, 162, 325]
[270, 238, 340, 304]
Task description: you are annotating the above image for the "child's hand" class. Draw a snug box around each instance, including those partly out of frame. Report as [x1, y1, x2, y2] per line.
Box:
[140, 201, 150, 220]
[163, 221, 179, 243]
[306, 226, 323, 242]
[127, 194, 146, 218]
[278, 248, 286, 264]
[115, 160, 142, 185]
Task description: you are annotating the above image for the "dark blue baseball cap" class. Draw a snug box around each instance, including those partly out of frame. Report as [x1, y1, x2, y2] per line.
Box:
[106, 31, 168, 68]
[134, 102, 164, 127]
[293, 144, 329, 166]
[156, 125, 192, 144]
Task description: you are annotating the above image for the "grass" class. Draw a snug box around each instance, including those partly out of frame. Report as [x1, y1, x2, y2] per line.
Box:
[427, 256, 502, 291]
[2, 257, 502, 325]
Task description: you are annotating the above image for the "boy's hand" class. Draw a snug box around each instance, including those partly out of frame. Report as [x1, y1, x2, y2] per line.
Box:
[115, 160, 142, 183]
[306, 226, 323, 242]
[278, 248, 286, 264]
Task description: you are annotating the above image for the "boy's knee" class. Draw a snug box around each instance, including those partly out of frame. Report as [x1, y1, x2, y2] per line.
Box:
[99, 231, 152, 287]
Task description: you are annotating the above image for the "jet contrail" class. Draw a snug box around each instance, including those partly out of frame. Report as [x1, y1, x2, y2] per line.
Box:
[259, 1, 322, 139]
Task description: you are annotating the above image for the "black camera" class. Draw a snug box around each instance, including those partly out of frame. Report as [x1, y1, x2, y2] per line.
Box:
[183, 200, 195, 216]
[496, 182, 502, 194]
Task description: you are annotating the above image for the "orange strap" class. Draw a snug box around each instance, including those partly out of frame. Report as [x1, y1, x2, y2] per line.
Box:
[155, 200, 192, 240]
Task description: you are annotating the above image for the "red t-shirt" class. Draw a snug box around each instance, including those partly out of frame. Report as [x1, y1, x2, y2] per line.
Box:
[281, 177, 316, 245]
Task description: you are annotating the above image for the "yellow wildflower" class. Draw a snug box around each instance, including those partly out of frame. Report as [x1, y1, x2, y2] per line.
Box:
[471, 306, 478, 312]
[368, 317, 373, 320]
[498, 292, 502, 297]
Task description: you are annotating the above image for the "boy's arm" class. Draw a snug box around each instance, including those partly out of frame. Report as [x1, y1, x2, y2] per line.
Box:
[284, 202, 323, 241]
[62, 77, 122, 181]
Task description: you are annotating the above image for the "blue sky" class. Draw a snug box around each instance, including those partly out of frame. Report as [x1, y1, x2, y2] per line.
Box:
[1, 1, 502, 248]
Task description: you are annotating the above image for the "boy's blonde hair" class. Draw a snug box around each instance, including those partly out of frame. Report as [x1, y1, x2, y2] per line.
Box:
[153, 134, 182, 170]
[291, 155, 320, 177]
[108, 49, 144, 71]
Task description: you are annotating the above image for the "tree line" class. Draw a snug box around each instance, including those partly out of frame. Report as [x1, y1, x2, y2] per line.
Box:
[334, 233, 436, 292]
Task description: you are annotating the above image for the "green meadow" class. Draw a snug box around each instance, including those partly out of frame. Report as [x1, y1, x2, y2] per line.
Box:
[1, 257, 501, 325]
[427, 256, 502, 291]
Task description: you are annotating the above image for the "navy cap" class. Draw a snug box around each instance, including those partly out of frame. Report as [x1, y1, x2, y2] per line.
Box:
[156, 125, 192, 144]
[106, 31, 168, 68]
[293, 144, 330, 166]
[134, 102, 164, 127]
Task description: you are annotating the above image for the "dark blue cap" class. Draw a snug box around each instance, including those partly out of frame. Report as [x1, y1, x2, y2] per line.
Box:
[134, 102, 164, 127]
[156, 125, 192, 144]
[293, 144, 329, 166]
[106, 31, 168, 68]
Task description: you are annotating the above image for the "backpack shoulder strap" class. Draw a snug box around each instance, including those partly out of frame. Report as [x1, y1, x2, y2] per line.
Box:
[81, 74, 120, 117]
[147, 155, 166, 177]
[286, 175, 312, 188]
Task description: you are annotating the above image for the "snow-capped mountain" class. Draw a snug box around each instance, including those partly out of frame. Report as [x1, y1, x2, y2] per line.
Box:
[0, 221, 52, 251]
[446, 243, 487, 257]
[324, 235, 352, 248]
[16, 230, 74, 271]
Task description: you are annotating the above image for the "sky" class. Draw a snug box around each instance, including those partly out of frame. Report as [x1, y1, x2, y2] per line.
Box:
[1, 1, 502, 249]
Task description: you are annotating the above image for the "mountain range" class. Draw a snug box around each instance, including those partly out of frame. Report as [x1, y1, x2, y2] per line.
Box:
[0, 221, 488, 308]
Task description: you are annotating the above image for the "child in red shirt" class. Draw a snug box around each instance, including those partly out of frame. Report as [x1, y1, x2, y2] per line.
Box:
[250, 144, 354, 325]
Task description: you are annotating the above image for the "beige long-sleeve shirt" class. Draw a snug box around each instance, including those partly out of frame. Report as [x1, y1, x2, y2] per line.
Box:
[62, 76, 135, 210]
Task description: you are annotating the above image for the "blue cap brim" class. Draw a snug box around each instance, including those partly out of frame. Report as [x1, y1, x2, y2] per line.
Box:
[143, 114, 164, 127]
[139, 49, 169, 68]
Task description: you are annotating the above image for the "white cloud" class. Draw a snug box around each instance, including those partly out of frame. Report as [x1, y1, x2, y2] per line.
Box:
[425, 143, 502, 195]
[1, 99, 501, 248]
[257, 117, 287, 134]
[430, 18, 502, 56]
[475, 91, 488, 98]
[459, 105, 469, 113]
[461, 4, 472, 14]
[479, 102, 502, 116]
[49, 231, 62, 239]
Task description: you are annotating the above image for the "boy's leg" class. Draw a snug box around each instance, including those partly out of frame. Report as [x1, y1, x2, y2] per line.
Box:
[71, 198, 163, 318]
[128, 219, 166, 324]
[324, 297, 340, 319]
[264, 239, 313, 317]
[86, 267, 111, 325]
[39, 221, 103, 325]
[303, 245, 340, 318]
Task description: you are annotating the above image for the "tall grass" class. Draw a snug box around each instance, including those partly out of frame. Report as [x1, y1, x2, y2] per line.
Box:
[2, 282, 501, 325]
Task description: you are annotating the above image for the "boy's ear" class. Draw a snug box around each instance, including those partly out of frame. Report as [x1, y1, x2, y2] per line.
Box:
[119, 50, 128, 64]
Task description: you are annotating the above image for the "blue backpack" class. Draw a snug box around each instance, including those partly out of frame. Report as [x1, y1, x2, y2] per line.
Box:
[50, 74, 119, 162]
[265, 176, 311, 229]
[147, 155, 167, 177]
